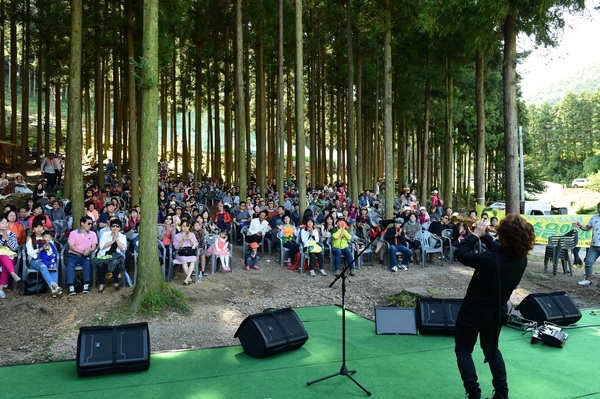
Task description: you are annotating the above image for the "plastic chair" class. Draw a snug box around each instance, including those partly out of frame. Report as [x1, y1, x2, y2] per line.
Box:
[544, 230, 578, 276]
[415, 230, 444, 268]
[382, 240, 412, 270]
[168, 246, 200, 283]
[440, 229, 455, 263]
[205, 233, 233, 274]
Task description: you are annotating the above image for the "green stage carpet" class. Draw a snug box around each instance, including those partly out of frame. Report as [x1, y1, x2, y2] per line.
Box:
[3, 305, 600, 399]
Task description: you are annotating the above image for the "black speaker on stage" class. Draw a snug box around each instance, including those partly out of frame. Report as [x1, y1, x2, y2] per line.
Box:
[77, 322, 150, 377]
[417, 298, 462, 335]
[516, 291, 581, 326]
[234, 308, 308, 358]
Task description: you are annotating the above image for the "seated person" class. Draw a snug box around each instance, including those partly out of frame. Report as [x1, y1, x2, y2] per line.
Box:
[246, 210, 270, 245]
[245, 242, 261, 270]
[331, 217, 355, 276]
[383, 219, 413, 272]
[105, 159, 116, 173]
[38, 230, 58, 272]
[213, 202, 232, 231]
[298, 217, 326, 276]
[65, 216, 98, 295]
[95, 219, 127, 292]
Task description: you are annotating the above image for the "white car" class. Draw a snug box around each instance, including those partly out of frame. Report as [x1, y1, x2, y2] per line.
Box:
[572, 178, 590, 188]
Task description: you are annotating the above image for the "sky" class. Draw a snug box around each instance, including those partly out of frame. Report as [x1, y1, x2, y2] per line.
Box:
[518, 3, 600, 99]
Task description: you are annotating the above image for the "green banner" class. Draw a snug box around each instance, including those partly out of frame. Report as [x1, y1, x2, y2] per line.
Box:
[474, 204, 592, 247]
[523, 215, 592, 247]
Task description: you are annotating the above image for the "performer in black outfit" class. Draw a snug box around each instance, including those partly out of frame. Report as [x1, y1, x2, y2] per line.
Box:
[455, 214, 535, 399]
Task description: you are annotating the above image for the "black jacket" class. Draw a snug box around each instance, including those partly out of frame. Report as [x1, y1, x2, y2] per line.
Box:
[383, 226, 408, 247]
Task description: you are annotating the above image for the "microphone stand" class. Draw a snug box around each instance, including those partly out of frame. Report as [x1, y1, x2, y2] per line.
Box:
[307, 226, 388, 396]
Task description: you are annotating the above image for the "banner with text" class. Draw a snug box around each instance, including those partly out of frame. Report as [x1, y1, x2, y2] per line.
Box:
[474, 205, 592, 247]
[523, 215, 592, 247]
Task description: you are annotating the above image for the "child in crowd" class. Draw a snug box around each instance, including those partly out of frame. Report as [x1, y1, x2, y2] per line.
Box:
[208, 229, 231, 271]
[38, 230, 58, 271]
[245, 242, 260, 271]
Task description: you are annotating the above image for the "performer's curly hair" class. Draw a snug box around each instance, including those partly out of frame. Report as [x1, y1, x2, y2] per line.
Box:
[496, 213, 535, 258]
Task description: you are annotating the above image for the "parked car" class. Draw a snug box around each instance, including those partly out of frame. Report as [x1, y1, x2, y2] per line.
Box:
[571, 178, 590, 188]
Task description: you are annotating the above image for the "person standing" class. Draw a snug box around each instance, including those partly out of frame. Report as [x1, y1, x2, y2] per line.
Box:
[41, 153, 57, 191]
[455, 214, 535, 399]
[572, 202, 600, 286]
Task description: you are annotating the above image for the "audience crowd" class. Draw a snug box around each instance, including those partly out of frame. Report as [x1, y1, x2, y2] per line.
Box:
[0, 165, 496, 300]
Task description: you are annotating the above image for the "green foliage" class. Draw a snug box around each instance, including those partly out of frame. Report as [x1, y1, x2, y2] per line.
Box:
[131, 56, 157, 90]
[588, 171, 600, 194]
[387, 290, 419, 308]
[138, 287, 190, 315]
[527, 86, 600, 185]
[525, 61, 600, 105]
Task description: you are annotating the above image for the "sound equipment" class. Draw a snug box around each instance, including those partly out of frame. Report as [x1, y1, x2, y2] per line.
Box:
[531, 322, 569, 347]
[417, 298, 462, 335]
[77, 322, 150, 377]
[234, 308, 308, 358]
[374, 307, 417, 335]
[516, 291, 581, 326]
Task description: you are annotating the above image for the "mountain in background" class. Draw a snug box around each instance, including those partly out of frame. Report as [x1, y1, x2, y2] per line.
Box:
[523, 60, 600, 106]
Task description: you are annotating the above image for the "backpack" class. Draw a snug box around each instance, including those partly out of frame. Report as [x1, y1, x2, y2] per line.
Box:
[20, 274, 47, 296]
[73, 274, 84, 293]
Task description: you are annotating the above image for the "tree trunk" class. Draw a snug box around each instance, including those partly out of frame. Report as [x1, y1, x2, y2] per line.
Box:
[122, 0, 140, 209]
[66, 0, 84, 224]
[421, 54, 431, 206]
[10, 2, 17, 163]
[295, 0, 306, 217]
[131, 0, 171, 313]
[235, 0, 247, 197]
[346, 0, 358, 206]
[20, 0, 31, 168]
[0, 0, 5, 142]
[475, 49, 486, 206]
[443, 52, 454, 209]
[257, 29, 266, 194]
[277, 0, 285, 203]
[503, 9, 519, 214]
[383, 5, 393, 219]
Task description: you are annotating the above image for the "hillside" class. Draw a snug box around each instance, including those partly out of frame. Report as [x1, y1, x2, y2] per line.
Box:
[523, 60, 600, 105]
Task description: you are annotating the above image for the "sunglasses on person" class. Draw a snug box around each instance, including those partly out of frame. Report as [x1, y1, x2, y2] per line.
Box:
[110, 224, 121, 228]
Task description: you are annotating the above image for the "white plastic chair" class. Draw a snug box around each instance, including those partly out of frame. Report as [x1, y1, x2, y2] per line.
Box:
[416, 230, 445, 268]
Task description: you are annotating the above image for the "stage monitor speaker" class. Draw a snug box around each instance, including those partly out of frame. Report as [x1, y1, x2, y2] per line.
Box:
[375, 307, 417, 335]
[77, 322, 150, 377]
[417, 298, 462, 335]
[516, 291, 581, 326]
[234, 308, 308, 358]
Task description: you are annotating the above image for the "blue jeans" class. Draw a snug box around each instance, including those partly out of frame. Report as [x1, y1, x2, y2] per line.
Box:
[29, 258, 59, 289]
[389, 244, 413, 267]
[66, 254, 92, 285]
[584, 245, 600, 277]
[332, 247, 354, 270]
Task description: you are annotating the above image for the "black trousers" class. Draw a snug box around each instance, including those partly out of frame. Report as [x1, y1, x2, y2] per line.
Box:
[454, 302, 507, 395]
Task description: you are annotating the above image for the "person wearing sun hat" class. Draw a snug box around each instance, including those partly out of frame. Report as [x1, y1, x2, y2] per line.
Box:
[245, 242, 261, 270]
[331, 215, 355, 276]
